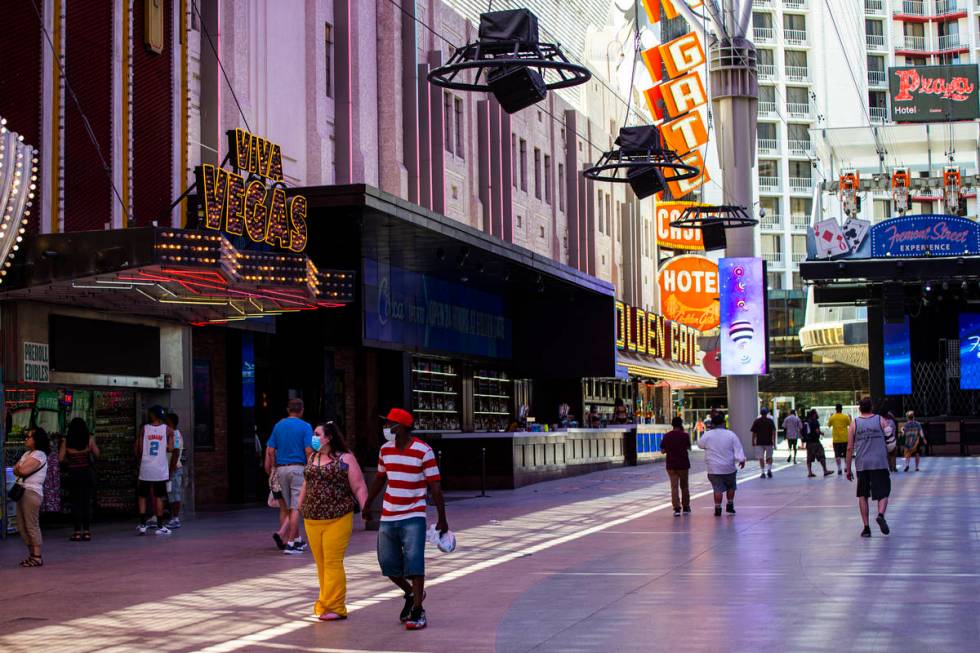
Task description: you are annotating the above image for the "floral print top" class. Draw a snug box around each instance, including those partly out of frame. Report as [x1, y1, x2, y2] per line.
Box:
[302, 452, 356, 520]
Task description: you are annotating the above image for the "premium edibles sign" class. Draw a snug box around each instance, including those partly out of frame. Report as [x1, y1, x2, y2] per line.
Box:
[889, 64, 980, 123]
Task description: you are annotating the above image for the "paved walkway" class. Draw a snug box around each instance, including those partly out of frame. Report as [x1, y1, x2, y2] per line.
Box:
[1, 450, 979, 653]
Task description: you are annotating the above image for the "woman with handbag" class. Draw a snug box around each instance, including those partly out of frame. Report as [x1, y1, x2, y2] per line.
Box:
[297, 421, 368, 621]
[60, 418, 100, 541]
[11, 427, 51, 567]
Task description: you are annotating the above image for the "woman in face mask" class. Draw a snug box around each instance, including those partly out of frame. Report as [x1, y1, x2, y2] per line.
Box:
[298, 421, 369, 621]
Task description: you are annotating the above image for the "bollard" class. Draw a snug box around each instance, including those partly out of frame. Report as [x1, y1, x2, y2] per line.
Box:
[480, 447, 488, 497]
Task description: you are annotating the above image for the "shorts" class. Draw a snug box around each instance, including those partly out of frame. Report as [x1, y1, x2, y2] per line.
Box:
[707, 472, 737, 494]
[138, 479, 168, 498]
[785, 438, 798, 448]
[168, 467, 185, 503]
[856, 468, 891, 500]
[833, 442, 848, 458]
[755, 445, 774, 458]
[277, 465, 305, 509]
[806, 442, 826, 465]
[377, 517, 427, 578]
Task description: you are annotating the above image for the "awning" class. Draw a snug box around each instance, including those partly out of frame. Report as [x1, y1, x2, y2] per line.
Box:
[2, 227, 355, 325]
[617, 351, 717, 388]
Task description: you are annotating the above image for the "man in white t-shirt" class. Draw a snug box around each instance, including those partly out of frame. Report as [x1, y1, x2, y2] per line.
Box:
[165, 412, 185, 529]
[135, 405, 177, 535]
[697, 413, 747, 516]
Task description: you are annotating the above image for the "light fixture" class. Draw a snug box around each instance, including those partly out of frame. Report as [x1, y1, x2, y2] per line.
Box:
[669, 205, 758, 252]
[427, 9, 591, 114]
[583, 126, 699, 200]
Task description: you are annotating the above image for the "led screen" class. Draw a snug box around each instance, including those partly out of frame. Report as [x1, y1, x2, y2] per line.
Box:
[719, 257, 768, 376]
[959, 313, 980, 390]
[883, 317, 912, 395]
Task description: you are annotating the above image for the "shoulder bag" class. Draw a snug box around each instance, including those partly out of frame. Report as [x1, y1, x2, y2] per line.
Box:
[9, 458, 47, 502]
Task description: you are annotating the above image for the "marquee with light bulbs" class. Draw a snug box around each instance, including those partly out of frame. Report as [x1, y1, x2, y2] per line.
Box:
[0, 116, 37, 285]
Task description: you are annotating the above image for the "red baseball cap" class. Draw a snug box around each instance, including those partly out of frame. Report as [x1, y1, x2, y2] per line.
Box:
[381, 407, 414, 428]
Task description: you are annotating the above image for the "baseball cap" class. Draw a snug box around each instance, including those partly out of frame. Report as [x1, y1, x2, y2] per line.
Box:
[381, 407, 414, 428]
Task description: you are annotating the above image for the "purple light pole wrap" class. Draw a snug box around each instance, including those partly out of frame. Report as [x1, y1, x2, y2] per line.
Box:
[719, 258, 769, 377]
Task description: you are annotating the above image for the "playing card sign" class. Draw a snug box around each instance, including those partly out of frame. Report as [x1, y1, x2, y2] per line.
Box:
[842, 218, 871, 253]
[811, 219, 850, 260]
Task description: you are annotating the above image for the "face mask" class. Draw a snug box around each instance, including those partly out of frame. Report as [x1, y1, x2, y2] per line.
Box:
[383, 427, 396, 442]
[311, 435, 322, 451]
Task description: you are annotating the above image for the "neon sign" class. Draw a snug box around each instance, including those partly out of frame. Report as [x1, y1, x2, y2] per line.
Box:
[656, 201, 705, 250]
[889, 64, 980, 123]
[194, 129, 308, 253]
[719, 257, 768, 376]
[615, 301, 699, 367]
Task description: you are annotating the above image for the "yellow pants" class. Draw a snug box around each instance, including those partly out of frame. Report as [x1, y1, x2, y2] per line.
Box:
[304, 512, 354, 617]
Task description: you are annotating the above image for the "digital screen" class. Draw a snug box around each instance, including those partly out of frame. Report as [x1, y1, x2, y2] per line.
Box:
[883, 317, 912, 395]
[959, 313, 980, 390]
[889, 64, 980, 123]
[719, 257, 768, 376]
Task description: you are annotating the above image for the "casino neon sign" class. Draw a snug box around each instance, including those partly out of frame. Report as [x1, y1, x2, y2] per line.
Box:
[195, 129, 308, 253]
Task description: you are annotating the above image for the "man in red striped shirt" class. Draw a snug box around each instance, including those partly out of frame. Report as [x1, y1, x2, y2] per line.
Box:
[364, 408, 449, 631]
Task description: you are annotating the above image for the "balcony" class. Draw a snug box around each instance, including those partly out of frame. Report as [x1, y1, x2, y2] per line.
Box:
[758, 100, 778, 116]
[789, 177, 813, 193]
[939, 33, 962, 50]
[754, 26, 775, 42]
[758, 63, 776, 79]
[789, 139, 812, 156]
[898, 0, 926, 14]
[868, 70, 887, 86]
[758, 138, 779, 154]
[790, 214, 810, 229]
[754, 0, 774, 6]
[786, 102, 812, 118]
[935, 0, 961, 14]
[898, 35, 927, 51]
[759, 176, 782, 193]
[762, 251, 786, 266]
[785, 65, 810, 81]
[866, 34, 886, 50]
[870, 106, 888, 122]
[784, 0, 809, 8]
[784, 29, 808, 46]
[791, 252, 807, 263]
[865, 0, 885, 13]
[760, 213, 783, 229]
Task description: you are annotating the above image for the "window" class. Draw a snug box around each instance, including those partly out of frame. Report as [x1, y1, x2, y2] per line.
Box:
[767, 271, 783, 290]
[757, 122, 777, 141]
[789, 160, 810, 180]
[757, 49, 774, 67]
[873, 199, 891, 221]
[454, 97, 464, 157]
[792, 234, 807, 257]
[869, 90, 887, 109]
[752, 12, 773, 29]
[758, 159, 779, 177]
[759, 85, 776, 105]
[783, 14, 805, 32]
[616, 201, 621, 242]
[905, 56, 927, 66]
[443, 92, 453, 153]
[516, 215, 523, 229]
[786, 86, 808, 105]
[539, 225, 545, 238]
[865, 19, 883, 37]
[787, 123, 809, 143]
[519, 139, 528, 191]
[325, 23, 333, 98]
[784, 50, 807, 69]
[608, 195, 614, 236]
[792, 272, 802, 289]
[597, 190, 604, 234]
[511, 134, 517, 188]
[544, 154, 552, 205]
[558, 163, 565, 210]
[534, 147, 542, 199]
[790, 197, 811, 218]
[760, 197, 779, 218]
[867, 55, 885, 75]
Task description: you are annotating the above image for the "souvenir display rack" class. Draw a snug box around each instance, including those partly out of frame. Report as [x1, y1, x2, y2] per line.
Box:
[473, 368, 513, 432]
[411, 356, 462, 432]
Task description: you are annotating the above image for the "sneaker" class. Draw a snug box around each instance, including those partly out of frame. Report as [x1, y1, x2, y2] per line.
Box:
[682, 506, 692, 514]
[292, 539, 308, 551]
[154, 526, 172, 536]
[807, 473, 817, 478]
[283, 543, 305, 555]
[714, 506, 722, 517]
[760, 473, 766, 479]
[673, 509, 681, 517]
[767, 471, 773, 478]
[137, 524, 147, 536]
[726, 503, 736, 514]
[823, 470, 834, 477]
[405, 606, 427, 630]
[399, 593, 415, 622]
[837, 469, 843, 475]
[860, 526, 872, 538]
[876, 514, 890, 535]
[273, 533, 286, 550]
[904, 466, 909, 472]
[165, 518, 181, 529]
[786, 456, 792, 463]
[146, 516, 158, 528]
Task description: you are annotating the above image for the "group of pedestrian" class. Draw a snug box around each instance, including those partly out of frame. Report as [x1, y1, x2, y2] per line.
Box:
[264, 400, 449, 630]
[135, 406, 184, 536]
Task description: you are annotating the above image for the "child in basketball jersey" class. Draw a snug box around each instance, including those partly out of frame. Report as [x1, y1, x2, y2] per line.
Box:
[136, 405, 177, 535]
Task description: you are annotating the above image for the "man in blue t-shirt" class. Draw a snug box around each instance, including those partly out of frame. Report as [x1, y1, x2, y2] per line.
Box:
[265, 398, 313, 554]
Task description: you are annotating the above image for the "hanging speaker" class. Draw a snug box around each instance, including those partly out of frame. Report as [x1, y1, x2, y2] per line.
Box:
[626, 165, 666, 200]
[701, 222, 727, 251]
[487, 65, 547, 114]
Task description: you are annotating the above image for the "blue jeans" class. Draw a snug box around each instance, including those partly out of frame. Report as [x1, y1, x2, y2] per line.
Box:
[377, 517, 426, 578]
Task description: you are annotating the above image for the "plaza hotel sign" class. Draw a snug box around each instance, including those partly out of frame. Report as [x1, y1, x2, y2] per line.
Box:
[195, 129, 308, 253]
[616, 300, 699, 367]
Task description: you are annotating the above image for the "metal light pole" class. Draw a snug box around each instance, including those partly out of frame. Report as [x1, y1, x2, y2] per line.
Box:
[674, 1, 760, 452]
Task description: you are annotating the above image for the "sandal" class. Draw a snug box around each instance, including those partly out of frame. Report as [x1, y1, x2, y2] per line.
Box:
[70, 532, 83, 542]
[19, 556, 43, 568]
[82, 532, 92, 541]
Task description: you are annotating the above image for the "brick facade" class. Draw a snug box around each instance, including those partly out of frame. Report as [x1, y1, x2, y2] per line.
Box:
[192, 328, 229, 506]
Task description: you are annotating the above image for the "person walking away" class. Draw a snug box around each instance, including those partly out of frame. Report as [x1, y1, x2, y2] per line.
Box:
[697, 413, 746, 516]
[266, 398, 314, 554]
[13, 428, 50, 567]
[660, 416, 692, 516]
[845, 397, 893, 537]
[60, 418, 100, 541]
[902, 411, 926, 472]
[751, 408, 776, 478]
[298, 422, 368, 620]
[802, 410, 834, 478]
[783, 409, 802, 464]
[136, 406, 177, 535]
[165, 413, 185, 529]
[828, 405, 852, 475]
[363, 408, 449, 631]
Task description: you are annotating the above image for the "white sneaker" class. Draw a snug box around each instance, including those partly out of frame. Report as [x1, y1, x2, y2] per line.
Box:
[137, 524, 147, 535]
[154, 526, 173, 536]
[165, 518, 181, 529]
[146, 516, 158, 527]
